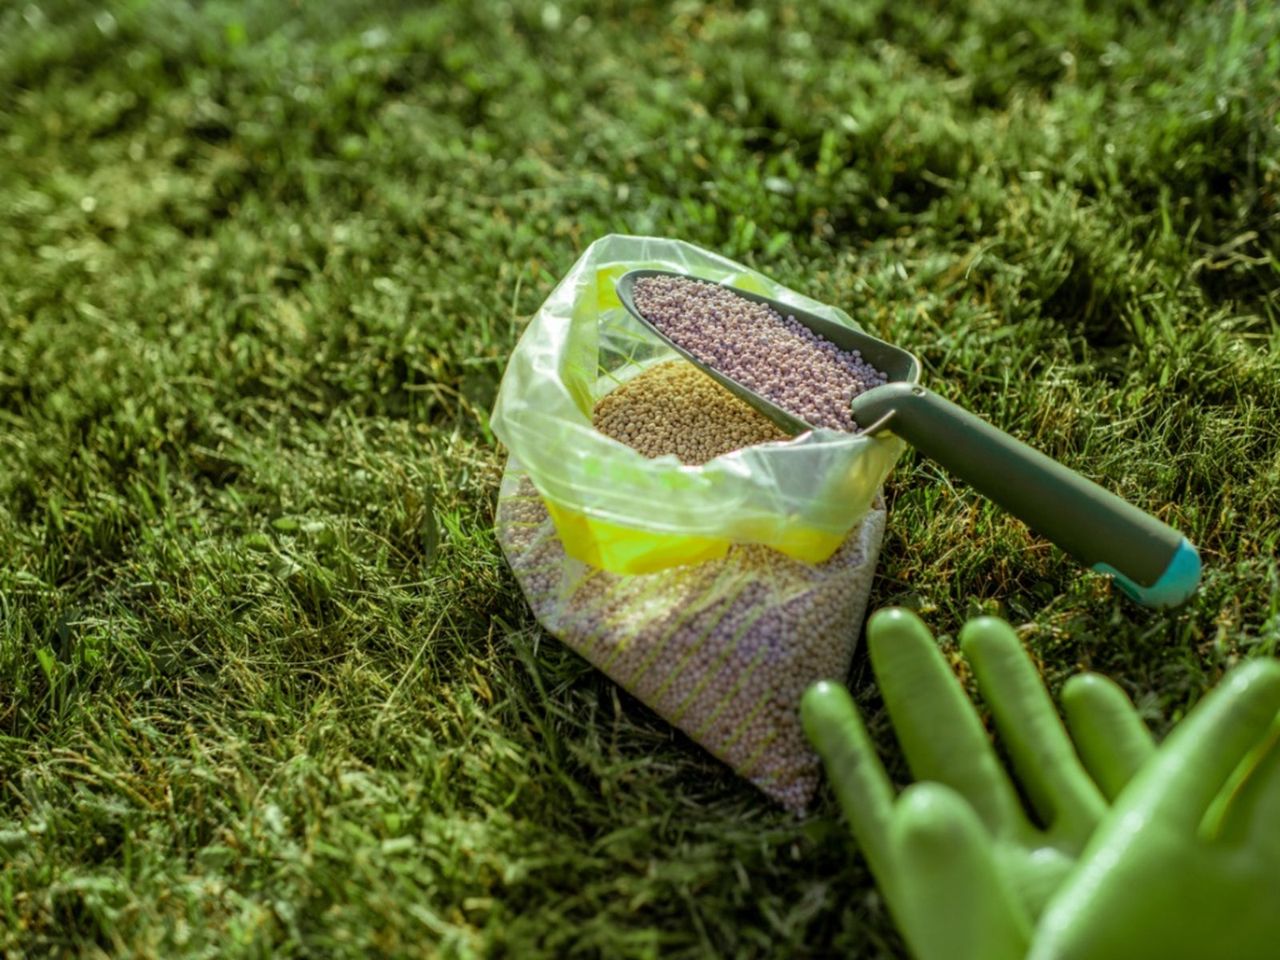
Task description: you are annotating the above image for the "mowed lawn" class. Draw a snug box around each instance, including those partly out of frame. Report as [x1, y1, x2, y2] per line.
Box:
[1, 1, 1278, 957]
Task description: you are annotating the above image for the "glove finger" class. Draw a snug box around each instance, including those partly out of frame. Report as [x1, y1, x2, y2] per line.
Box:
[959, 617, 1106, 845]
[868, 608, 1026, 837]
[1061, 673, 1155, 801]
[1208, 712, 1280, 851]
[801, 680, 899, 900]
[1132, 659, 1280, 830]
[891, 782, 1032, 960]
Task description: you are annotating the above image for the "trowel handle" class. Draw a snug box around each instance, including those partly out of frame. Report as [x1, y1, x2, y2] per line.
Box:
[851, 383, 1200, 608]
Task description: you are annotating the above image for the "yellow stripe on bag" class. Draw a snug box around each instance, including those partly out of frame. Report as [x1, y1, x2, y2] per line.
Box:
[546, 500, 729, 573]
[546, 499, 845, 574]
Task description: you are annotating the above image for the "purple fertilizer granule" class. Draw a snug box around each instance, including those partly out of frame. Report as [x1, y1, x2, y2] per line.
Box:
[632, 276, 887, 432]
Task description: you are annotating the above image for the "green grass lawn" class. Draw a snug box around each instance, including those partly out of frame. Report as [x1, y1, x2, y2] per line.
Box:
[2, 0, 1278, 956]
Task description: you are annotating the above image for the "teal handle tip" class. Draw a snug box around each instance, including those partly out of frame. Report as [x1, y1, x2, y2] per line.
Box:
[1093, 538, 1201, 609]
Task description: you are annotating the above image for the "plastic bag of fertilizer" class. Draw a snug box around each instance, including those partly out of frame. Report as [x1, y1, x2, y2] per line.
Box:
[491, 236, 903, 810]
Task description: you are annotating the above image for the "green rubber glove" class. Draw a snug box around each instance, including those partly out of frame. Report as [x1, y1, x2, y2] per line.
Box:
[805, 609, 1280, 960]
[801, 608, 1155, 960]
[1030, 658, 1280, 960]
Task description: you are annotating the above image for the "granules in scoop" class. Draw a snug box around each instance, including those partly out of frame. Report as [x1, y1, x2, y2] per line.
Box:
[631, 275, 887, 431]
